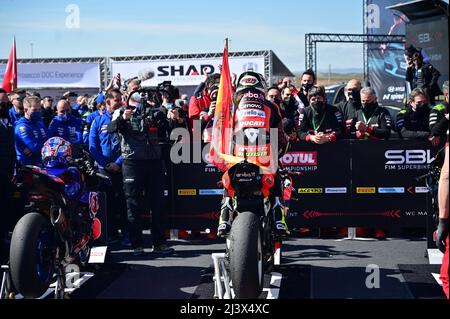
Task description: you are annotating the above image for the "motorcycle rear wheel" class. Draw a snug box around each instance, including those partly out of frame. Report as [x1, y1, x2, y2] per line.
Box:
[10, 212, 56, 299]
[229, 211, 263, 299]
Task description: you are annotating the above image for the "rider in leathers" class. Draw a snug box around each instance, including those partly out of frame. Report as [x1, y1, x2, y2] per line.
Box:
[217, 72, 288, 237]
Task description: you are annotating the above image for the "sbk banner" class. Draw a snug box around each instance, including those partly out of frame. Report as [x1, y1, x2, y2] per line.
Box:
[167, 140, 436, 230]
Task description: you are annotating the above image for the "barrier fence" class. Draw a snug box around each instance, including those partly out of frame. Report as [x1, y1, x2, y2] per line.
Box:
[165, 139, 437, 231]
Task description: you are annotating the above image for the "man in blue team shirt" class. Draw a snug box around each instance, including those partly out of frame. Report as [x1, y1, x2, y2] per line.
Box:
[48, 99, 83, 145]
[89, 89, 127, 243]
[8, 90, 25, 126]
[14, 96, 47, 166]
[83, 93, 106, 144]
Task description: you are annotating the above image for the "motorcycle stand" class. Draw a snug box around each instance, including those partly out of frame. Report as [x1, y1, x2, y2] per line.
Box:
[0, 264, 14, 299]
[54, 265, 66, 299]
[335, 227, 377, 241]
[211, 253, 233, 299]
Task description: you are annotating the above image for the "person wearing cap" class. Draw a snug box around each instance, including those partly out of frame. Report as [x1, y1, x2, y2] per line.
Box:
[48, 99, 83, 145]
[297, 86, 344, 144]
[217, 71, 289, 237]
[41, 96, 55, 127]
[62, 91, 81, 118]
[82, 93, 106, 144]
[8, 89, 26, 126]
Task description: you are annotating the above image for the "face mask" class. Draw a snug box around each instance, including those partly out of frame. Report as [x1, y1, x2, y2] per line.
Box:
[58, 113, 68, 122]
[361, 102, 377, 111]
[303, 83, 313, 92]
[349, 90, 361, 103]
[310, 101, 325, 111]
[0, 102, 9, 118]
[163, 103, 173, 111]
[29, 111, 42, 122]
[283, 97, 292, 104]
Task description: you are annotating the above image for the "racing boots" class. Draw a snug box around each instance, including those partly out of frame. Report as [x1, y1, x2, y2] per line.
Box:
[217, 197, 233, 237]
[273, 197, 289, 236]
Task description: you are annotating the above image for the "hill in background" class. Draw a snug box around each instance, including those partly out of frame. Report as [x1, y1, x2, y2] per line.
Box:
[294, 72, 364, 87]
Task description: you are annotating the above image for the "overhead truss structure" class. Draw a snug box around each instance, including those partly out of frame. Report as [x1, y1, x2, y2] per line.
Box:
[305, 33, 405, 80]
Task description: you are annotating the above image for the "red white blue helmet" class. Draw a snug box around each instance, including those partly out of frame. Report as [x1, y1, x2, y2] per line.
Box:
[41, 137, 73, 168]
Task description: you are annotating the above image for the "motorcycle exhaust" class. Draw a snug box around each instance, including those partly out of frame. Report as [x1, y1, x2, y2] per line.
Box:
[50, 205, 69, 237]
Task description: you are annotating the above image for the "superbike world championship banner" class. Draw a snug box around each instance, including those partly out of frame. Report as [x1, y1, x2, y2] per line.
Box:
[167, 140, 436, 230]
[110, 56, 265, 87]
[0, 62, 101, 88]
[366, 0, 406, 109]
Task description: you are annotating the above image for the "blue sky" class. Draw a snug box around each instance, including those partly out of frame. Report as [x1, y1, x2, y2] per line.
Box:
[0, 0, 367, 72]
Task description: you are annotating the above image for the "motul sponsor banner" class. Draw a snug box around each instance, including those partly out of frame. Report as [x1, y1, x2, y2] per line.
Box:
[110, 56, 265, 87]
[0, 63, 101, 88]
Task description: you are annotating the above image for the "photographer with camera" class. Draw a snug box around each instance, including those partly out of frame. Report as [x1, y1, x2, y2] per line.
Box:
[107, 85, 174, 256]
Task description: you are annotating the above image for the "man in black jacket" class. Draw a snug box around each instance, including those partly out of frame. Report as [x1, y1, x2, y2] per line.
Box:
[335, 79, 362, 137]
[349, 87, 392, 140]
[107, 92, 174, 256]
[406, 52, 441, 103]
[297, 86, 344, 144]
[0, 88, 16, 264]
[396, 88, 436, 144]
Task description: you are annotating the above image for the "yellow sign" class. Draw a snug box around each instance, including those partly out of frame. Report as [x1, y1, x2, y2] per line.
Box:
[298, 188, 323, 194]
[177, 189, 197, 196]
[356, 187, 376, 194]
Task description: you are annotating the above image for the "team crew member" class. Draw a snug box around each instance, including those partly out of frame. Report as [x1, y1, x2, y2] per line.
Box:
[14, 96, 47, 166]
[349, 87, 392, 140]
[396, 88, 434, 142]
[89, 89, 127, 243]
[48, 99, 84, 145]
[297, 86, 344, 144]
[0, 90, 15, 263]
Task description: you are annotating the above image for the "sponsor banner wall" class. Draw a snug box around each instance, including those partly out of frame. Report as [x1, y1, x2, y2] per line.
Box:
[0, 63, 101, 88]
[166, 140, 435, 229]
[110, 56, 265, 87]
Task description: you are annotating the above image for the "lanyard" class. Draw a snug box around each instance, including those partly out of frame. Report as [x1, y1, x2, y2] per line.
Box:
[312, 113, 326, 132]
[362, 107, 378, 125]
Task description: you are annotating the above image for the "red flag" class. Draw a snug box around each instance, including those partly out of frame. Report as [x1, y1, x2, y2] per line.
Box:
[209, 39, 238, 171]
[2, 37, 18, 93]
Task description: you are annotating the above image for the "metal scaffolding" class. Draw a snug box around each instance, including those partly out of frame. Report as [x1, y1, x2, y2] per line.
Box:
[1, 51, 295, 88]
[110, 50, 276, 85]
[305, 33, 405, 79]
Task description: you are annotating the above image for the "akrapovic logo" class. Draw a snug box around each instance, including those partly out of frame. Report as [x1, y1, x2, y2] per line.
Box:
[385, 150, 434, 170]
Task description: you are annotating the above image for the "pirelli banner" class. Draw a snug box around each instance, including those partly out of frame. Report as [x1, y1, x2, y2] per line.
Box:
[168, 140, 436, 230]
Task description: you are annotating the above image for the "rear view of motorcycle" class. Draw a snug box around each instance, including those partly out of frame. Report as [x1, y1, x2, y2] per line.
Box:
[221, 160, 291, 299]
[8, 137, 110, 299]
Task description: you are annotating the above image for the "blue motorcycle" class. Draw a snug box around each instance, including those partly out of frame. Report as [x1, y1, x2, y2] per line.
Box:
[9, 137, 110, 298]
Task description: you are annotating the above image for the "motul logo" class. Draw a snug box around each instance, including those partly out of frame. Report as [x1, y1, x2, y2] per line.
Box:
[280, 152, 317, 166]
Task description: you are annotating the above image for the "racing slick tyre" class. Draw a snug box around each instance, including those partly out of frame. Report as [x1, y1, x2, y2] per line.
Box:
[10, 212, 55, 298]
[229, 211, 263, 299]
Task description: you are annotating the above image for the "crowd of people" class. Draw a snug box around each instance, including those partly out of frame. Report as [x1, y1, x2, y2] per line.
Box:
[0, 51, 448, 295]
